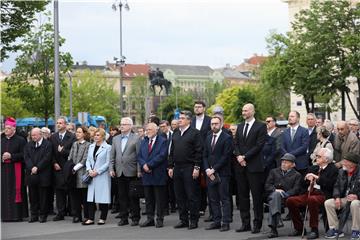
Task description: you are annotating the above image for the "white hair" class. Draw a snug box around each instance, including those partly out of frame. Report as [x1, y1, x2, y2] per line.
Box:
[324, 119, 334, 132]
[320, 147, 333, 163]
[121, 117, 133, 126]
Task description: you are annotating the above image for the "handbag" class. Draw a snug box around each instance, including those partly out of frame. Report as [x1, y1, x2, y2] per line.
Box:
[81, 172, 92, 185]
[129, 178, 144, 198]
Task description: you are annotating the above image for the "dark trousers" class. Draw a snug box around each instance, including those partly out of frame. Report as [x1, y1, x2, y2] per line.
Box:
[69, 188, 88, 220]
[110, 177, 119, 211]
[144, 185, 166, 221]
[55, 188, 67, 216]
[117, 175, 140, 221]
[207, 176, 231, 224]
[173, 166, 200, 223]
[235, 166, 265, 228]
[286, 191, 325, 230]
[268, 191, 284, 227]
[200, 174, 208, 212]
[29, 186, 49, 218]
[88, 202, 108, 221]
[166, 178, 176, 210]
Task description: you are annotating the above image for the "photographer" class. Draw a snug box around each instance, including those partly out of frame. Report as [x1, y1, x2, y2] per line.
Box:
[264, 153, 302, 238]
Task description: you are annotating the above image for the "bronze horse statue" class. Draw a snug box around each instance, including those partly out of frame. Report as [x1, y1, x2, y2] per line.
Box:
[149, 69, 172, 95]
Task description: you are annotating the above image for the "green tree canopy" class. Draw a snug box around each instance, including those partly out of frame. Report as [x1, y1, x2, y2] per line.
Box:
[1, 0, 49, 61]
[61, 70, 120, 126]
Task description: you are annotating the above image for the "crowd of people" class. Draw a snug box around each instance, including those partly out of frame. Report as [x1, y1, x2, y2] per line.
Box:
[1, 101, 360, 240]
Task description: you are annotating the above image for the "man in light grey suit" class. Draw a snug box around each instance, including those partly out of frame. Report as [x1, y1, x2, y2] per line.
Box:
[110, 117, 141, 227]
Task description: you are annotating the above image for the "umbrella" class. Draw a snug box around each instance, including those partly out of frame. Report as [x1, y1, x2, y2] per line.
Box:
[336, 201, 351, 240]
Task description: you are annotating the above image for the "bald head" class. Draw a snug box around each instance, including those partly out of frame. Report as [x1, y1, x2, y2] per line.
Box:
[242, 103, 255, 120]
[337, 121, 350, 138]
[31, 127, 42, 142]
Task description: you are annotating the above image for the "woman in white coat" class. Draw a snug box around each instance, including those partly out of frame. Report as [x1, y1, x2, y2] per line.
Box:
[82, 128, 111, 225]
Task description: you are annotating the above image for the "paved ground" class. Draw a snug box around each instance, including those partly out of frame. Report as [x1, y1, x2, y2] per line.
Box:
[2, 206, 351, 240]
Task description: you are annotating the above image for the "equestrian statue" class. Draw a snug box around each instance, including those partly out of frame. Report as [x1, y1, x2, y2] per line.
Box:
[148, 68, 172, 95]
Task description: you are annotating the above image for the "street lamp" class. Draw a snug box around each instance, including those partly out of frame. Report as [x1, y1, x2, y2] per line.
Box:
[112, 0, 130, 117]
[67, 71, 73, 123]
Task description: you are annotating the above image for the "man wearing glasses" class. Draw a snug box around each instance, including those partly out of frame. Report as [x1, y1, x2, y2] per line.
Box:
[110, 117, 141, 226]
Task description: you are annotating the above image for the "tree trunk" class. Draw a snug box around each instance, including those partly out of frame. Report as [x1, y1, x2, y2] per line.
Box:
[310, 95, 315, 113]
[341, 90, 346, 120]
[304, 97, 310, 113]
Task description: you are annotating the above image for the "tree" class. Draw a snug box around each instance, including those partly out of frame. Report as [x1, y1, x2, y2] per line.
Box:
[5, 20, 73, 125]
[261, 1, 360, 119]
[130, 76, 148, 125]
[0, 82, 31, 118]
[157, 87, 194, 122]
[1, 0, 49, 61]
[61, 70, 120, 126]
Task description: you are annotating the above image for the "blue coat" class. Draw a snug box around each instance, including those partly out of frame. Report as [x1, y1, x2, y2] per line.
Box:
[138, 135, 168, 186]
[86, 142, 111, 204]
[281, 126, 310, 170]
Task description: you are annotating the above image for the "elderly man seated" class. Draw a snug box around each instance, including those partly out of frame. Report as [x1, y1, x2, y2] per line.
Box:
[287, 148, 338, 239]
[324, 152, 360, 240]
[265, 153, 302, 238]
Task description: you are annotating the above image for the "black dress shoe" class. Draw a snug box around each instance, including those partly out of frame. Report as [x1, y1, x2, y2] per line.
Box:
[206, 223, 221, 230]
[170, 208, 176, 213]
[174, 221, 189, 229]
[155, 220, 164, 228]
[72, 217, 81, 223]
[268, 228, 278, 238]
[118, 219, 129, 226]
[39, 216, 47, 223]
[188, 222, 198, 230]
[283, 213, 291, 221]
[236, 224, 251, 232]
[115, 214, 121, 219]
[306, 229, 319, 239]
[204, 216, 213, 222]
[220, 224, 230, 232]
[251, 226, 261, 234]
[131, 220, 139, 226]
[289, 229, 305, 236]
[140, 219, 155, 227]
[28, 217, 39, 223]
[53, 215, 64, 221]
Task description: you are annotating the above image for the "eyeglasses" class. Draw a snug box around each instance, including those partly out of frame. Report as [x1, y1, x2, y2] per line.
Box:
[120, 123, 130, 126]
[265, 120, 273, 123]
[316, 155, 322, 158]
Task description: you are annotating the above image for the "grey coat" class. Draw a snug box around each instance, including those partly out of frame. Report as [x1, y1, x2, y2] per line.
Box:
[110, 132, 140, 177]
[68, 141, 90, 188]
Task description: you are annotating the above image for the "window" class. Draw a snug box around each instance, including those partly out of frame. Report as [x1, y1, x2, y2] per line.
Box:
[296, 101, 302, 106]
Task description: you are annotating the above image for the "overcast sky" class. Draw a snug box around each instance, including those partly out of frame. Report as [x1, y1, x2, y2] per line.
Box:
[2, 0, 290, 72]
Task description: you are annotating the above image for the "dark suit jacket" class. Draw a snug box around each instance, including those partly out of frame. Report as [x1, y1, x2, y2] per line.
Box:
[308, 127, 318, 164]
[234, 120, 267, 173]
[281, 126, 310, 170]
[191, 115, 211, 144]
[24, 139, 53, 187]
[203, 131, 233, 177]
[49, 131, 76, 188]
[168, 127, 202, 168]
[138, 135, 168, 186]
[265, 167, 302, 197]
[262, 134, 277, 169]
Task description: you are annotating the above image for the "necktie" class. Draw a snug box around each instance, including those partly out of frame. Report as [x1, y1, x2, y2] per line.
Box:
[211, 134, 217, 151]
[148, 139, 153, 153]
[59, 134, 63, 141]
[36, 142, 39, 148]
[291, 128, 296, 141]
[243, 123, 249, 139]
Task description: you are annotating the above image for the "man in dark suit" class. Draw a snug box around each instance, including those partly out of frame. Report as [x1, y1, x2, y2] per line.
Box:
[203, 116, 233, 232]
[190, 100, 211, 217]
[265, 116, 283, 167]
[24, 128, 53, 223]
[281, 111, 310, 176]
[234, 103, 267, 234]
[50, 117, 76, 221]
[159, 120, 176, 213]
[307, 113, 318, 165]
[168, 110, 203, 230]
[138, 123, 168, 228]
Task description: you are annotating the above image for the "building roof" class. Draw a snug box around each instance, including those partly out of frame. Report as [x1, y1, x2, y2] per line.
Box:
[218, 68, 250, 79]
[107, 63, 149, 77]
[245, 54, 267, 65]
[72, 63, 106, 71]
[149, 63, 214, 76]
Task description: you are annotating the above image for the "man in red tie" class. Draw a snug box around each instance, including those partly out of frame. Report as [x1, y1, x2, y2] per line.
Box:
[137, 122, 168, 228]
[203, 116, 233, 232]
